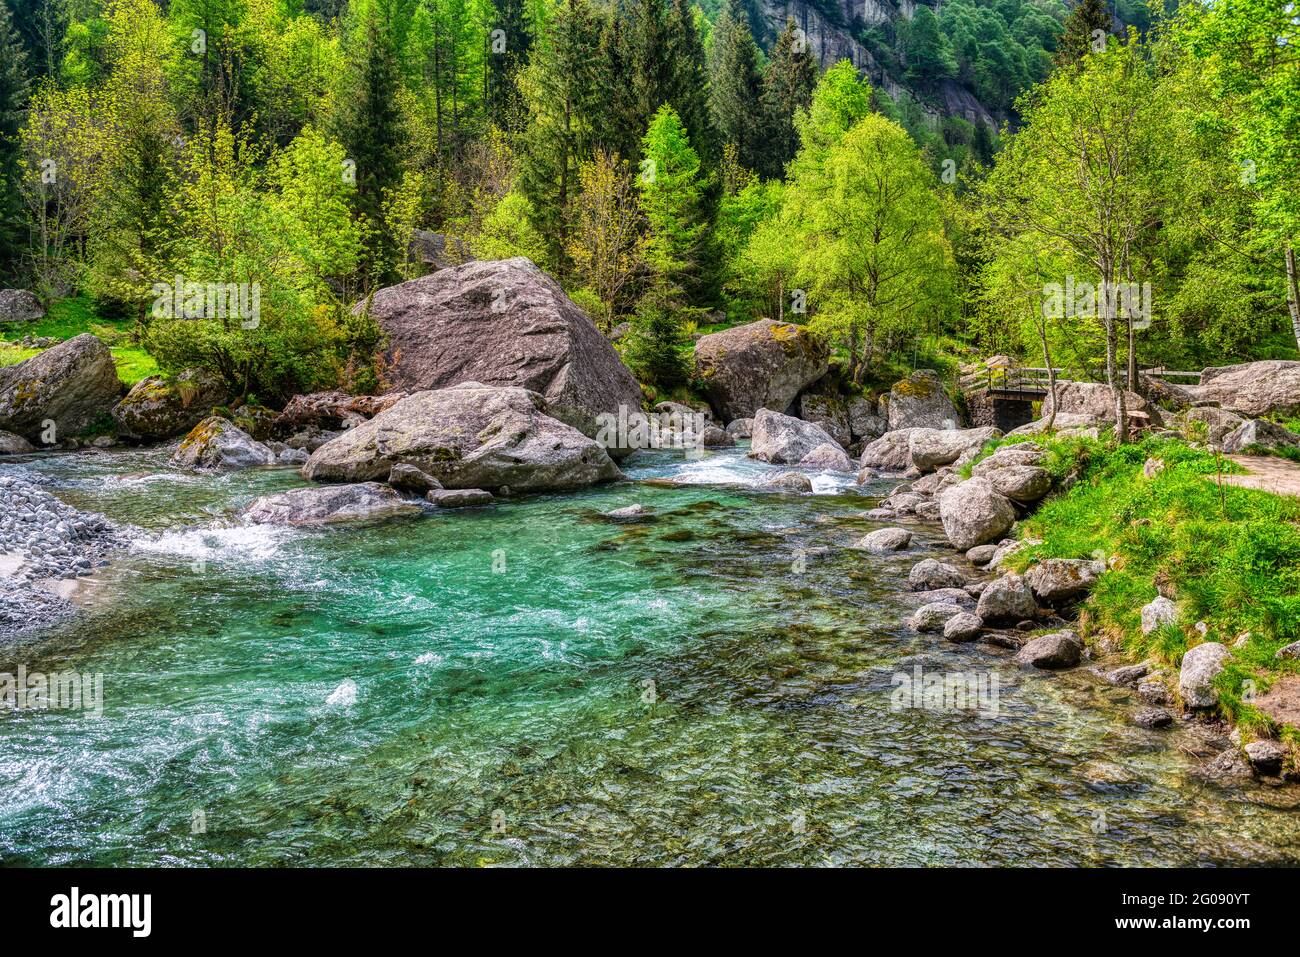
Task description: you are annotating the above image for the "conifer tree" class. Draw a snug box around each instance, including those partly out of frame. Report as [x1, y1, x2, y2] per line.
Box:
[0, 1, 29, 279]
[1053, 0, 1111, 69]
[706, 0, 762, 172]
[758, 17, 816, 180]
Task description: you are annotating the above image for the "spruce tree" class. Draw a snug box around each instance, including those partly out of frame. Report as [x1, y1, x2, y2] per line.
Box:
[707, 0, 762, 173]
[332, 1, 408, 281]
[1053, 0, 1111, 69]
[759, 17, 816, 180]
[487, 0, 533, 130]
[904, 6, 957, 90]
[0, 1, 29, 280]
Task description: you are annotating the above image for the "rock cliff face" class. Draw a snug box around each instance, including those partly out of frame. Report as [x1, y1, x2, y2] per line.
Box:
[749, 0, 997, 128]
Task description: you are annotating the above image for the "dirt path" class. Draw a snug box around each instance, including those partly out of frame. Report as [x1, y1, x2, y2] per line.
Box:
[1216, 455, 1300, 497]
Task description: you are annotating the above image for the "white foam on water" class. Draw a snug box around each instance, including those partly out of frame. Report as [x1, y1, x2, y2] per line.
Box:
[325, 679, 358, 707]
[413, 652, 444, 666]
[131, 524, 289, 564]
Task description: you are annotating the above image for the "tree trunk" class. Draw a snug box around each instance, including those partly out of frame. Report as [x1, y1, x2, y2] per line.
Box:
[1287, 247, 1300, 353]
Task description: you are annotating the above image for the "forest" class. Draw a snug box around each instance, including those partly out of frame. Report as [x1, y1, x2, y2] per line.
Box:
[0, 0, 1297, 405]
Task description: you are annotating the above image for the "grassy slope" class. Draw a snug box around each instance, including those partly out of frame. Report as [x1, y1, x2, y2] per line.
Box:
[0, 297, 157, 384]
[975, 434, 1300, 734]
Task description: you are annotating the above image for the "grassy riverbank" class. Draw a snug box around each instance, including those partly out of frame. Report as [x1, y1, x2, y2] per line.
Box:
[977, 435, 1300, 733]
[0, 297, 157, 384]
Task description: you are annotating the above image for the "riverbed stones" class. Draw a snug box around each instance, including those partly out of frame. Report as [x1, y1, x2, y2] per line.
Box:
[1024, 558, 1102, 604]
[798, 442, 853, 472]
[1140, 595, 1178, 635]
[976, 572, 1039, 623]
[361, 258, 642, 456]
[859, 428, 920, 472]
[908, 558, 967, 591]
[302, 384, 622, 491]
[853, 527, 912, 553]
[1105, 661, 1153, 686]
[1134, 708, 1173, 729]
[939, 478, 1016, 551]
[242, 483, 421, 526]
[0, 289, 44, 322]
[171, 416, 277, 472]
[885, 371, 960, 430]
[1244, 739, 1288, 776]
[694, 319, 828, 421]
[1138, 675, 1170, 704]
[0, 333, 122, 443]
[1179, 641, 1232, 709]
[1015, 630, 1082, 669]
[725, 418, 753, 439]
[112, 368, 230, 441]
[749, 409, 842, 465]
[427, 488, 495, 508]
[1193, 359, 1300, 418]
[943, 611, 983, 642]
[908, 426, 1000, 471]
[966, 544, 998, 566]
[605, 504, 652, 522]
[908, 601, 965, 632]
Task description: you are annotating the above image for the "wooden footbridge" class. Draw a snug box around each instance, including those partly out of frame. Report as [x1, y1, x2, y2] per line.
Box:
[982, 365, 1203, 430]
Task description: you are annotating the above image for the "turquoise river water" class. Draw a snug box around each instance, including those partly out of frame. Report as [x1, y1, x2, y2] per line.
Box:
[1, 445, 1297, 866]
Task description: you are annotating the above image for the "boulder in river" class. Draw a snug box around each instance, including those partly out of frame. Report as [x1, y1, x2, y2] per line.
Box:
[361, 257, 642, 456]
[757, 470, 813, 492]
[908, 558, 967, 591]
[976, 572, 1039, 623]
[797, 442, 853, 472]
[943, 611, 983, 642]
[387, 463, 443, 492]
[908, 426, 1000, 471]
[908, 601, 965, 632]
[274, 391, 408, 437]
[1193, 360, 1300, 418]
[938, 478, 1016, 550]
[171, 416, 277, 472]
[859, 428, 921, 472]
[749, 409, 843, 465]
[798, 393, 852, 447]
[427, 488, 495, 508]
[725, 418, 754, 439]
[1179, 641, 1232, 709]
[694, 319, 828, 421]
[242, 482, 421, 526]
[0, 333, 122, 443]
[0, 430, 34, 454]
[1015, 630, 1082, 669]
[302, 384, 623, 491]
[112, 369, 230, 441]
[852, 526, 912, 553]
[885, 371, 961, 430]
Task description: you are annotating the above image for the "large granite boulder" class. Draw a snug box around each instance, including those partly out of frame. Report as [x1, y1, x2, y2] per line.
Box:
[798, 442, 854, 471]
[360, 258, 642, 456]
[798, 393, 851, 447]
[849, 396, 887, 442]
[694, 319, 827, 421]
[1016, 630, 1083, 669]
[302, 383, 623, 491]
[1181, 407, 1246, 448]
[0, 430, 34, 454]
[976, 572, 1039, 623]
[885, 371, 961, 430]
[242, 483, 421, 526]
[1024, 558, 1102, 604]
[1194, 360, 1300, 418]
[112, 369, 230, 441]
[939, 478, 1016, 550]
[0, 333, 122, 442]
[859, 428, 921, 471]
[1221, 419, 1300, 456]
[749, 408, 842, 465]
[273, 391, 408, 437]
[1042, 381, 1159, 427]
[908, 426, 1001, 471]
[171, 416, 277, 471]
[0, 289, 44, 322]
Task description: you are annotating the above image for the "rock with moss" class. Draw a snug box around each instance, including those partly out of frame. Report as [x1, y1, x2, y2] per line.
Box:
[798, 393, 852, 447]
[112, 369, 230, 441]
[694, 319, 828, 421]
[302, 383, 623, 491]
[884, 370, 961, 431]
[171, 416, 277, 472]
[0, 289, 44, 322]
[0, 334, 123, 443]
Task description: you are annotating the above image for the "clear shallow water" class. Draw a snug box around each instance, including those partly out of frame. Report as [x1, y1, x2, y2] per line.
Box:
[1, 445, 1298, 866]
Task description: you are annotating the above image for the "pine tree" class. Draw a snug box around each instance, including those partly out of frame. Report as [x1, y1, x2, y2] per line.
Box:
[707, 0, 762, 172]
[332, 0, 408, 280]
[1053, 0, 1111, 69]
[517, 0, 602, 266]
[0, 2, 28, 280]
[758, 17, 816, 180]
[487, 0, 533, 130]
[904, 6, 957, 90]
[663, 0, 713, 162]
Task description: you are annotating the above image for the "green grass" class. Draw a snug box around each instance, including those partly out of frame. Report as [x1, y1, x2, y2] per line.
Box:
[0, 296, 158, 384]
[997, 434, 1300, 731]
